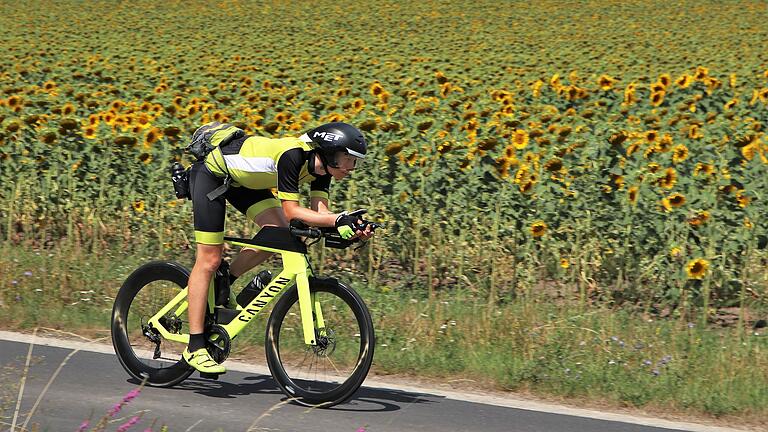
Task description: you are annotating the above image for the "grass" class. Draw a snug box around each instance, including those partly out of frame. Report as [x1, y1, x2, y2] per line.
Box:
[1, 240, 766, 427]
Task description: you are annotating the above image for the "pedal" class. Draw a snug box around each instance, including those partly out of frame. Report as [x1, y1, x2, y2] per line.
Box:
[199, 372, 221, 380]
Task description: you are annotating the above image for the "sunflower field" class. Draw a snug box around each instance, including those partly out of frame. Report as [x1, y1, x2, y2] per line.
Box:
[1, 0, 768, 316]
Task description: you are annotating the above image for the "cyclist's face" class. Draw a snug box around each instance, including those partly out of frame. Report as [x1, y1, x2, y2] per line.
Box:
[328, 153, 361, 179]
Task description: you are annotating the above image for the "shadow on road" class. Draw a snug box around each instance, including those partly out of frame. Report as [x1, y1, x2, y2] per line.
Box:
[126, 374, 440, 413]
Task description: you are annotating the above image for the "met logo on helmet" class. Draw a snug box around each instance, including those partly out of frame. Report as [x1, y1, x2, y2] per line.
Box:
[313, 131, 343, 142]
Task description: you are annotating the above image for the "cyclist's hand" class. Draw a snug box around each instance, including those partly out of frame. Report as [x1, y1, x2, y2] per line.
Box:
[335, 212, 360, 240]
[358, 223, 375, 241]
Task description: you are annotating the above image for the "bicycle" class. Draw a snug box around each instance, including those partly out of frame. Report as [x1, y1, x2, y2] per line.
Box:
[110, 213, 380, 407]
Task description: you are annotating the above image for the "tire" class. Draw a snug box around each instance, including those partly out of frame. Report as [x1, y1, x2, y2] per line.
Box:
[111, 261, 194, 387]
[265, 277, 375, 407]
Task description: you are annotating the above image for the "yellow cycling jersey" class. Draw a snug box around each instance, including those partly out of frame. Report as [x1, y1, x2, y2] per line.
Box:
[205, 135, 331, 201]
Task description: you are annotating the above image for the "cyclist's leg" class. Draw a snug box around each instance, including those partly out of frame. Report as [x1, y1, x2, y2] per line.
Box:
[185, 162, 227, 373]
[226, 189, 286, 277]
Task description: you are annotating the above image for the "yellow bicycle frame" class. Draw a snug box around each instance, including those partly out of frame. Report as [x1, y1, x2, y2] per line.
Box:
[147, 239, 324, 346]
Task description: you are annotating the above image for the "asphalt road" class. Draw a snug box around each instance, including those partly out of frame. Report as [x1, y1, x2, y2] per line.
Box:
[0, 333, 743, 432]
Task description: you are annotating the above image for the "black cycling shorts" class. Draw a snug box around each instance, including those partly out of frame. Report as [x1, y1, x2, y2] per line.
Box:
[189, 162, 280, 245]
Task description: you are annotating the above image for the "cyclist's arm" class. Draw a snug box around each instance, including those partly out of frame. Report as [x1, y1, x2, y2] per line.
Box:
[311, 197, 332, 214]
[282, 200, 336, 227]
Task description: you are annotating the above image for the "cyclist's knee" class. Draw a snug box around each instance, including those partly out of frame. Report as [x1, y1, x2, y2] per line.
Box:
[194, 244, 224, 273]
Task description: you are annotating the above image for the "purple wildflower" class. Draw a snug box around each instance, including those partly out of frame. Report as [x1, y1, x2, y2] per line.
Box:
[76, 420, 90, 432]
[687, 322, 695, 329]
[610, 336, 619, 342]
[109, 388, 141, 417]
[117, 415, 141, 432]
[23, 271, 32, 276]
[659, 355, 672, 365]
[124, 388, 141, 402]
[652, 369, 661, 377]
[11, 280, 18, 285]
[356, 428, 367, 432]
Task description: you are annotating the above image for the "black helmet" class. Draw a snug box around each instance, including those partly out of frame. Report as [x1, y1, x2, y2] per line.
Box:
[301, 122, 367, 168]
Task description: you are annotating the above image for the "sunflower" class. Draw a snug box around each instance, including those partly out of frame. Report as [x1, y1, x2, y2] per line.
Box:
[543, 157, 563, 172]
[370, 82, 384, 97]
[82, 126, 97, 140]
[659, 73, 672, 88]
[550, 74, 561, 89]
[744, 217, 753, 229]
[626, 141, 641, 157]
[687, 210, 710, 226]
[662, 193, 686, 210]
[655, 134, 673, 152]
[138, 153, 152, 164]
[675, 74, 692, 88]
[514, 164, 532, 184]
[659, 167, 677, 189]
[724, 99, 738, 111]
[670, 246, 682, 258]
[132, 200, 146, 213]
[512, 129, 529, 149]
[672, 144, 689, 164]
[40, 130, 57, 144]
[650, 82, 666, 93]
[384, 142, 405, 156]
[530, 221, 548, 238]
[531, 80, 544, 97]
[650, 91, 665, 107]
[560, 258, 570, 269]
[43, 80, 57, 91]
[759, 88, 768, 104]
[7, 95, 22, 108]
[741, 142, 759, 160]
[519, 180, 535, 194]
[685, 258, 709, 280]
[688, 124, 704, 140]
[735, 191, 750, 208]
[693, 162, 715, 177]
[694, 66, 709, 80]
[644, 130, 659, 143]
[352, 98, 365, 111]
[135, 113, 151, 129]
[439, 82, 452, 98]
[102, 112, 116, 125]
[143, 127, 162, 148]
[623, 83, 637, 104]
[628, 186, 639, 204]
[62, 103, 76, 116]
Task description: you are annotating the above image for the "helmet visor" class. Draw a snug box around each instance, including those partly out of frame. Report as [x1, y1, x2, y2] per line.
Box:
[331, 151, 364, 170]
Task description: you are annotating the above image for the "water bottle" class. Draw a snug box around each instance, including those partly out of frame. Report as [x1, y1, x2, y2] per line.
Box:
[236, 270, 273, 307]
[170, 162, 190, 199]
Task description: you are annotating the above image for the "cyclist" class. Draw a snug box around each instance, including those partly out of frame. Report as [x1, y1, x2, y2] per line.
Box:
[183, 122, 374, 374]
